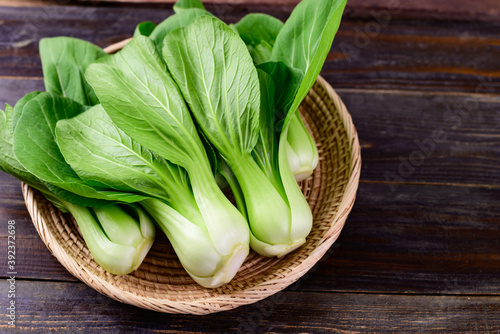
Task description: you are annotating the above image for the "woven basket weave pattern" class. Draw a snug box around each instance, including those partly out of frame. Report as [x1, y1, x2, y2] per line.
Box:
[23, 73, 361, 314]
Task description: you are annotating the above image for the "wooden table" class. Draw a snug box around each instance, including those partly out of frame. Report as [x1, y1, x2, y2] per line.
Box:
[1, 0, 499, 332]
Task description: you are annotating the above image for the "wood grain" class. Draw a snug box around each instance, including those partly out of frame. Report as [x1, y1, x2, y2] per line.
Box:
[1, 280, 500, 332]
[71, 0, 500, 23]
[338, 89, 500, 186]
[0, 7, 498, 93]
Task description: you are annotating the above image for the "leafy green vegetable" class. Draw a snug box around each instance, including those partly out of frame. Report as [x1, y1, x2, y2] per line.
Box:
[233, 7, 324, 181]
[285, 111, 319, 181]
[0, 104, 42, 188]
[173, 0, 205, 13]
[39, 37, 107, 106]
[12, 91, 42, 131]
[256, 61, 303, 120]
[1, 103, 65, 209]
[56, 105, 201, 224]
[86, 35, 250, 287]
[149, 8, 212, 51]
[272, 0, 347, 129]
[163, 16, 300, 256]
[251, 70, 282, 193]
[235, 13, 283, 65]
[57, 106, 246, 286]
[63, 200, 155, 275]
[13, 92, 145, 206]
[163, 16, 260, 157]
[1, 0, 348, 285]
[1, 100, 154, 276]
[134, 21, 157, 38]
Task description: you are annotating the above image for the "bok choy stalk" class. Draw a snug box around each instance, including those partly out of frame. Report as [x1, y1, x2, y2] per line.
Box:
[270, 0, 347, 181]
[161, 16, 305, 257]
[85, 36, 250, 287]
[1, 97, 154, 276]
[247, 0, 348, 253]
[234, 12, 319, 181]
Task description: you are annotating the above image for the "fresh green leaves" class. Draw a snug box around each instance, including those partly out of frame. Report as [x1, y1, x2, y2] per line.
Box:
[251, 70, 281, 191]
[272, 0, 347, 127]
[235, 14, 283, 64]
[86, 35, 203, 169]
[1, 0, 348, 284]
[0, 103, 47, 190]
[56, 105, 179, 202]
[12, 91, 42, 131]
[64, 201, 155, 276]
[163, 16, 261, 158]
[55, 105, 196, 215]
[134, 21, 157, 38]
[86, 33, 250, 274]
[173, 0, 205, 12]
[13, 93, 144, 206]
[149, 8, 212, 51]
[257, 61, 303, 121]
[39, 37, 107, 106]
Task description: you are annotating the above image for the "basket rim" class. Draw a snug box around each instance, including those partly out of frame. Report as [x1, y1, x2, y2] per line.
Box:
[22, 39, 361, 315]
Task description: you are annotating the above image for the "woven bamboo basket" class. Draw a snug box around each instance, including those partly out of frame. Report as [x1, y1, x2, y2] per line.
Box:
[22, 39, 361, 315]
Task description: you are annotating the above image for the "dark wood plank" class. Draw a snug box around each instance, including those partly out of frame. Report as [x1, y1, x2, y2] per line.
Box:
[0, 173, 38, 238]
[2, 280, 500, 332]
[339, 89, 500, 186]
[0, 6, 499, 93]
[0, 237, 77, 281]
[305, 182, 500, 295]
[0, 78, 44, 107]
[69, 0, 500, 23]
[327, 19, 500, 94]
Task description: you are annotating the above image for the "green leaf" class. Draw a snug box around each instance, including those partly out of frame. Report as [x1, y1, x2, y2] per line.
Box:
[235, 13, 283, 64]
[85, 35, 205, 170]
[39, 37, 107, 106]
[12, 91, 42, 131]
[163, 16, 261, 158]
[149, 8, 212, 51]
[251, 70, 281, 192]
[256, 61, 303, 122]
[134, 21, 157, 38]
[0, 104, 47, 191]
[271, 0, 347, 128]
[173, 0, 205, 13]
[13, 93, 144, 206]
[56, 105, 192, 206]
[1, 104, 78, 210]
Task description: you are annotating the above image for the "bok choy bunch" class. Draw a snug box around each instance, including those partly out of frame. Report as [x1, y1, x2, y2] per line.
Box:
[160, 16, 301, 257]
[0, 93, 155, 276]
[55, 105, 249, 288]
[1, 0, 348, 288]
[160, 0, 347, 257]
[85, 36, 250, 287]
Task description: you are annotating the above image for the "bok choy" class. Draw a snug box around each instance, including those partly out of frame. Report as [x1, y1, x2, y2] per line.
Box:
[234, 11, 319, 181]
[161, 16, 306, 257]
[1, 0, 348, 288]
[56, 105, 247, 287]
[1, 95, 154, 276]
[85, 35, 250, 287]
